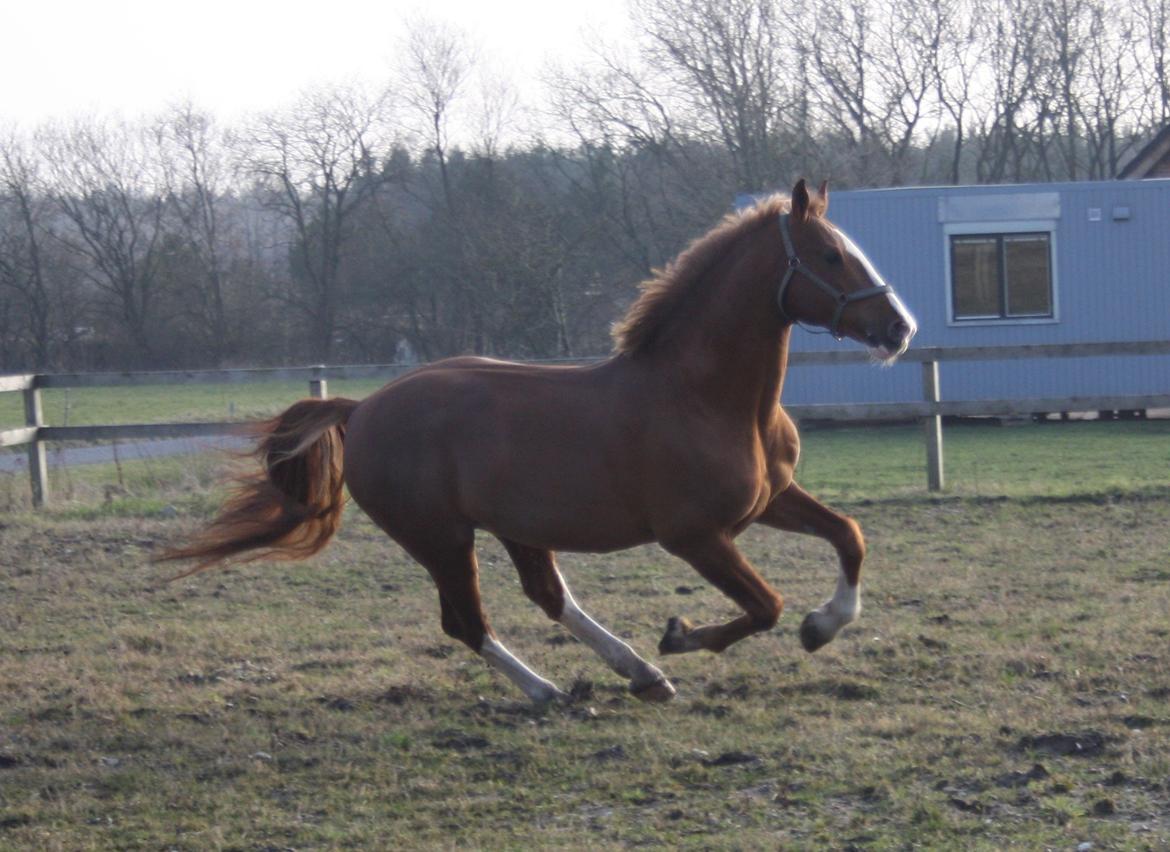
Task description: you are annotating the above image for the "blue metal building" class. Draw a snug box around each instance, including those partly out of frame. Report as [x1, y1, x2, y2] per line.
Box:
[743, 179, 1170, 406]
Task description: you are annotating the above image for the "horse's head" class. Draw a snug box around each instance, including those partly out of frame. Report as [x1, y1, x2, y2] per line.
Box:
[777, 179, 916, 362]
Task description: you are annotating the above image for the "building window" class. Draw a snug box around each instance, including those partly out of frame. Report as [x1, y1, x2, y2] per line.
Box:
[950, 232, 1053, 321]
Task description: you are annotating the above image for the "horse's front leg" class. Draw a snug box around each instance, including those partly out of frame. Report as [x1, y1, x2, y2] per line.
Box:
[657, 533, 784, 654]
[756, 482, 865, 652]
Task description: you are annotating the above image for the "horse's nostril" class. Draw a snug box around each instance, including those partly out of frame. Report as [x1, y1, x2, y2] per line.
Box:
[888, 319, 911, 344]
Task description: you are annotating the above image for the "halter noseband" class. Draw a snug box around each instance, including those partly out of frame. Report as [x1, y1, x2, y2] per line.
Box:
[776, 213, 893, 340]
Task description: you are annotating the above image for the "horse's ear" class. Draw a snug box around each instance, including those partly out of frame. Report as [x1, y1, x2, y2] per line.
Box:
[792, 178, 810, 221]
[818, 180, 829, 214]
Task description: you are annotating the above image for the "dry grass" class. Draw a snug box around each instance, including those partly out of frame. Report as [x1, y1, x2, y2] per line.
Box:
[2, 483, 1169, 849]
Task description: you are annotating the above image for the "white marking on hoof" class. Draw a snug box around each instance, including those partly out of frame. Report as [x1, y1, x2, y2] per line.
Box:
[479, 635, 568, 704]
[800, 571, 861, 653]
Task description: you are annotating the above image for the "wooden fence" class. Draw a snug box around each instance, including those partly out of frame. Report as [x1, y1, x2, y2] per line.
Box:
[3, 341, 1170, 506]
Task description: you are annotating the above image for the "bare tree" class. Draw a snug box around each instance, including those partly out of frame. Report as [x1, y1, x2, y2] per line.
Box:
[927, 0, 980, 183]
[807, 0, 886, 182]
[38, 118, 169, 363]
[241, 85, 393, 361]
[469, 69, 520, 162]
[1037, 0, 1092, 180]
[0, 131, 55, 367]
[396, 18, 496, 351]
[1080, 2, 1143, 177]
[971, 0, 1045, 182]
[545, 20, 745, 279]
[399, 17, 474, 213]
[546, 45, 678, 158]
[1134, 0, 1170, 126]
[631, 0, 794, 192]
[807, 0, 946, 184]
[156, 102, 237, 363]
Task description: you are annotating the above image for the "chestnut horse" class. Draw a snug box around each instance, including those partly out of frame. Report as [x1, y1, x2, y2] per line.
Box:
[164, 180, 916, 704]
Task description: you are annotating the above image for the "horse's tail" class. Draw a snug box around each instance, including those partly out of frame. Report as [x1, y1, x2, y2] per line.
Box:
[160, 397, 361, 578]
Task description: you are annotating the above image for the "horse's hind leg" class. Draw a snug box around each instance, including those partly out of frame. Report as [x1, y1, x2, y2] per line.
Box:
[756, 481, 865, 652]
[407, 529, 568, 704]
[501, 540, 675, 703]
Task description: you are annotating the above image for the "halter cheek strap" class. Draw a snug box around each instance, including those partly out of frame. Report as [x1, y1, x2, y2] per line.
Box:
[776, 213, 892, 340]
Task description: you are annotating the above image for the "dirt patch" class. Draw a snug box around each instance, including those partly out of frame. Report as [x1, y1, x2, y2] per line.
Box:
[1015, 732, 1112, 758]
[432, 730, 491, 752]
[375, 684, 435, 706]
[702, 751, 761, 768]
[995, 763, 1049, 788]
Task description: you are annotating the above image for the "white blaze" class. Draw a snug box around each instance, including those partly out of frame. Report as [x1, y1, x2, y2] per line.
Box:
[837, 228, 891, 290]
[835, 226, 918, 359]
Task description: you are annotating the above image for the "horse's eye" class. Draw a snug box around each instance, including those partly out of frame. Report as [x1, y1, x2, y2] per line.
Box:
[824, 250, 843, 265]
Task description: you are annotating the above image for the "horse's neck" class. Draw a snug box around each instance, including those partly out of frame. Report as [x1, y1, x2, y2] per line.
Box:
[771, 326, 792, 404]
[641, 223, 790, 421]
[668, 313, 791, 423]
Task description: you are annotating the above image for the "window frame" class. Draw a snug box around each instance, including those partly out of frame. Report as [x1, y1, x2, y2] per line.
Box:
[943, 220, 1059, 326]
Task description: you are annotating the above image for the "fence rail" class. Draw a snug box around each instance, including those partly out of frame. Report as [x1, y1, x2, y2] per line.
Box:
[3, 340, 1169, 506]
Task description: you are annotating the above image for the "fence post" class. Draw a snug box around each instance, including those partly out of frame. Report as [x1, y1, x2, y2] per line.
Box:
[23, 380, 48, 507]
[309, 366, 328, 400]
[921, 360, 944, 492]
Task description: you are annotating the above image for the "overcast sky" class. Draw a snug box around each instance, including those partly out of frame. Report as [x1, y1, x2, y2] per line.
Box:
[2, 0, 631, 127]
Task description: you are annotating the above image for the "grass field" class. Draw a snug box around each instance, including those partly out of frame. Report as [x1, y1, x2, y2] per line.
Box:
[2, 419, 1169, 849]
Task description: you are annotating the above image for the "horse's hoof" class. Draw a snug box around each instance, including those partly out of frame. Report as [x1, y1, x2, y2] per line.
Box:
[631, 677, 676, 703]
[551, 688, 574, 706]
[532, 686, 572, 706]
[799, 612, 833, 653]
[658, 616, 694, 655]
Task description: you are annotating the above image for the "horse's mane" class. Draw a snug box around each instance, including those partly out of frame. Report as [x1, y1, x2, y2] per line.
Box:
[611, 193, 809, 355]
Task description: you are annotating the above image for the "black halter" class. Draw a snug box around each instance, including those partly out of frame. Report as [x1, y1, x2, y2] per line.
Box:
[776, 213, 893, 340]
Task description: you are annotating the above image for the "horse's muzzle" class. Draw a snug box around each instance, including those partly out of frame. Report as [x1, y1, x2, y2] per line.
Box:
[887, 318, 914, 350]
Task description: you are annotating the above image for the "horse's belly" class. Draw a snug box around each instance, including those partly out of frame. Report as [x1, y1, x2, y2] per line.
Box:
[463, 450, 654, 552]
[482, 511, 653, 553]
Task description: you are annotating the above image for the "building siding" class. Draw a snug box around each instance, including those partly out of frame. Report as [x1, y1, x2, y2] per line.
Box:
[771, 179, 1170, 406]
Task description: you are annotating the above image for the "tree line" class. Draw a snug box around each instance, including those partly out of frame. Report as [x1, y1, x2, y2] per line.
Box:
[2, 0, 1167, 372]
